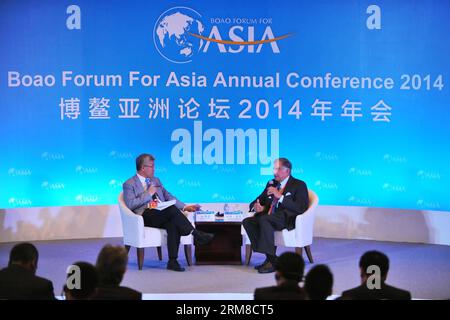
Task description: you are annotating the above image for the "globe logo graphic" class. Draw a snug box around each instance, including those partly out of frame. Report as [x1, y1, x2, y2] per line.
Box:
[153, 7, 205, 63]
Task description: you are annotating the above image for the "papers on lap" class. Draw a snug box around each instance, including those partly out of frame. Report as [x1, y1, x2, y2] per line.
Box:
[154, 200, 176, 211]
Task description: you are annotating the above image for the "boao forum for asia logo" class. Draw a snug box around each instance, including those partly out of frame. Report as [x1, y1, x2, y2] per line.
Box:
[153, 6, 293, 63]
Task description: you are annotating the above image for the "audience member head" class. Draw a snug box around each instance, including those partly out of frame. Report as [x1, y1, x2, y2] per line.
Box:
[8, 242, 39, 274]
[274, 252, 305, 285]
[304, 264, 333, 300]
[359, 250, 389, 284]
[63, 261, 98, 300]
[95, 245, 128, 287]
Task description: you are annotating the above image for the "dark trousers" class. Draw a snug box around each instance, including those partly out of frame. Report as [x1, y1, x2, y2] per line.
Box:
[142, 205, 194, 260]
[242, 212, 287, 256]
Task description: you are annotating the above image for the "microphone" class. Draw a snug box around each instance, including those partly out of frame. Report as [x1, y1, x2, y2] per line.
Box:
[266, 178, 280, 201]
[149, 182, 160, 201]
[252, 179, 280, 212]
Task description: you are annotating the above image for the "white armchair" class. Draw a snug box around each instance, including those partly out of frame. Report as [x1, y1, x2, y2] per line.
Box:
[118, 192, 194, 270]
[242, 190, 319, 265]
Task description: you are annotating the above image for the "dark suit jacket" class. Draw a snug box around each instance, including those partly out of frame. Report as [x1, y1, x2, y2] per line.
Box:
[92, 285, 142, 300]
[340, 283, 412, 300]
[249, 176, 309, 230]
[0, 265, 55, 300]
[254, 281, 307, 300]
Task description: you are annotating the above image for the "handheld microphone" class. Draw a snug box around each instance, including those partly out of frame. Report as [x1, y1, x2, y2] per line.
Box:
[149, 182, 160, 201]
[252, 179, 280, 212]
[267, 178, 280, 201]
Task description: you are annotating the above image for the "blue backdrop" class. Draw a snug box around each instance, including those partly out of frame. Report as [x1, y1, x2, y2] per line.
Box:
[1, 0, 449, 210]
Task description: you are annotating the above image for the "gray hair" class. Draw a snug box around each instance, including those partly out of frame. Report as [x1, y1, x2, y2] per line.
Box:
[276, 157, 292, 170]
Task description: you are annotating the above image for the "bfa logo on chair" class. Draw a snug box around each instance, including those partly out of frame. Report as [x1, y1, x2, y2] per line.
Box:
[153, 6, 293, 63]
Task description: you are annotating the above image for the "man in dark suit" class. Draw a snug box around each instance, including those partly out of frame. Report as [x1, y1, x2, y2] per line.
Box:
[93, 244, 141, 300]
[254, 252, 307, 300]
[243, 158, 309, 273]
[339, 250, 411, 300]
[0, 242, 55, 300]
[123, 153, 214, 272]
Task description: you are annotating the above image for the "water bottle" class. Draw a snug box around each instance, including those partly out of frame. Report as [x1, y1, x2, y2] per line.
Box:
[223, 203, 229, 214]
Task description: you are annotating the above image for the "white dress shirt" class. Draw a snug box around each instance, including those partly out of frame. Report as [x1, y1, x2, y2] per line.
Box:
[136, 173, 148, 190]
[277, 175, 290, 206]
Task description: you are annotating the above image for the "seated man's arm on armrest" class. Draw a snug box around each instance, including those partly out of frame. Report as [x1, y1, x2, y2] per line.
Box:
[123, 182, 152, 211]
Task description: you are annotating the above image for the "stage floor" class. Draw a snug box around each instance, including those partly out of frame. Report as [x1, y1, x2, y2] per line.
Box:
[1, 237, 449, 299]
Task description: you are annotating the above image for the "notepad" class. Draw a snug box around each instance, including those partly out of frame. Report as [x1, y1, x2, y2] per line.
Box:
[154, 200, 176, 211]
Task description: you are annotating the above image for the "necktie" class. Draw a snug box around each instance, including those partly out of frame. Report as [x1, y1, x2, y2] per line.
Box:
[269, 186, 284, 215]
[145, 178, 151, 190]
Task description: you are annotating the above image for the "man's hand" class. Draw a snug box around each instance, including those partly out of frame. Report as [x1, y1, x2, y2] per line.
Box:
[267, 187, 282, 199]
[183, 204, 201, 212]
[253, 199, 265, 213]
[148, 185, 157, 196]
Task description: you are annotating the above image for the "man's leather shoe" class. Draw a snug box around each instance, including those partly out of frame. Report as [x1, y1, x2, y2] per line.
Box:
[193, 230, 214, 245]
[257, 262, 276, 274]
[167, 260, 185, 272]
[254, 258, 269, 270]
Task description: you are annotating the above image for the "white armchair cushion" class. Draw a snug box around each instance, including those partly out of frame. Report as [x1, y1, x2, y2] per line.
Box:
[118, 192, 193, 248]
[241, 190, 319, 248]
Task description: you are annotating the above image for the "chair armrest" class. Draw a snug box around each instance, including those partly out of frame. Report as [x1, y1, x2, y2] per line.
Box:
[294, 207, 316, 245]
[120, 209, 145, 245]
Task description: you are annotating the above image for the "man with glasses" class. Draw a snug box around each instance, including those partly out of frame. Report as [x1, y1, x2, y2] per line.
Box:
[243, 158, 309, 274]
[123, 153, 214, 272]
